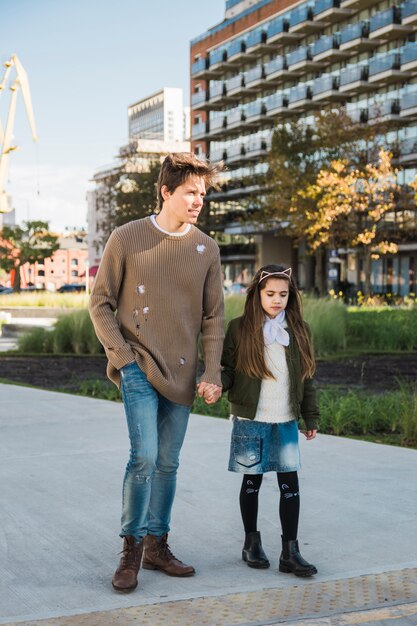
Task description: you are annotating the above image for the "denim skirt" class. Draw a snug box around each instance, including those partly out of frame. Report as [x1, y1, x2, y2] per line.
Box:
[228, 417, 301, 474]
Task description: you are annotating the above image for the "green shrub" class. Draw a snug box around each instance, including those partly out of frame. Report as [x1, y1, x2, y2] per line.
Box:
[318, 386, 417, 444]
[18, 327, 54, 353]
[17, 309, 103, 355]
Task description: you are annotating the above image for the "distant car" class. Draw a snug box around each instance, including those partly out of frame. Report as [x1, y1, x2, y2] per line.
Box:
[0, 285, 14, 294]
[226, 283, 247, 295]
[57, 283, 86, 293]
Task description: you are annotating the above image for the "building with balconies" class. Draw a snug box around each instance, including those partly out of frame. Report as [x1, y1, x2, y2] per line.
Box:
[190, 0, 417, 294]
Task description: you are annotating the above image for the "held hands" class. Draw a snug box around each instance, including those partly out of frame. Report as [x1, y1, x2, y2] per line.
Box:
[197, 382, 222, 405]
[301, 429, 317, 440]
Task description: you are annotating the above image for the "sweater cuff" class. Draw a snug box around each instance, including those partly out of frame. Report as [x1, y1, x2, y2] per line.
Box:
[199, 368, 222, 388]
[105, 344, 136, 371]
[303, 417, 319, 431]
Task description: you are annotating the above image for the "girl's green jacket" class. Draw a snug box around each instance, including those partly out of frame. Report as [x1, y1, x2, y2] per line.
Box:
[221, 317, 320, 431]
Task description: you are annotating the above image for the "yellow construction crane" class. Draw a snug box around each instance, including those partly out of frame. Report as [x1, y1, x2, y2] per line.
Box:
[0, 54, 37, 213]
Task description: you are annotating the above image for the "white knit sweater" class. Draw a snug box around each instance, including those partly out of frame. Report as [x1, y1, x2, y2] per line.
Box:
[254, 342, 295, 423]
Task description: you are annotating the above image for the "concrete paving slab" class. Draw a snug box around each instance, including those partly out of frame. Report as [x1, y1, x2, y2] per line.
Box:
[0, 383, 417, 625]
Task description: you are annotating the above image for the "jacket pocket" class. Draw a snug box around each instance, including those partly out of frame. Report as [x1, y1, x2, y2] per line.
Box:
[232, 435, 261, 468]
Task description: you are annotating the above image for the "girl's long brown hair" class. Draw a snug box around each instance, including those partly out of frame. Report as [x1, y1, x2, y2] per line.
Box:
[236, 264, 316, 381]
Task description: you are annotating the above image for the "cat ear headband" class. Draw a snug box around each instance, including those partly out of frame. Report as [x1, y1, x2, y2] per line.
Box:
[258, 268, 292, 284]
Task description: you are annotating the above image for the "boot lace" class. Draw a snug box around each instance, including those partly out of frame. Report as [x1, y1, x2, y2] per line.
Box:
[120, 542, 141, 569]
[156, 538, 180, 563]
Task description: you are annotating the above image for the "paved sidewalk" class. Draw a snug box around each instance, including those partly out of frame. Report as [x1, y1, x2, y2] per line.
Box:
[1, 383, 417, 625]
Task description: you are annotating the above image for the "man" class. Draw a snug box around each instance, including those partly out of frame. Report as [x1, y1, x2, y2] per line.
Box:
[89, 153, 224, 592]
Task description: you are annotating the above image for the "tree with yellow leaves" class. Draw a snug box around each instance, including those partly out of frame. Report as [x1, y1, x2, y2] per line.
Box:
[302, 149, 399, 295]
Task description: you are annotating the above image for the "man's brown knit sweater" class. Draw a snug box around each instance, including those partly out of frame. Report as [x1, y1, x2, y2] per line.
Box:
[89, 217, 224, 406]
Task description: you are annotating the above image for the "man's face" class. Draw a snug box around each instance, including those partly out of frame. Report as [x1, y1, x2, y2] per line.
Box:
[161, 175, 206, 225]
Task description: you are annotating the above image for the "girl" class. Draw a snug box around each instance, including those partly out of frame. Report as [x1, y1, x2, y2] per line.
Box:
[221, 264, 319, 577]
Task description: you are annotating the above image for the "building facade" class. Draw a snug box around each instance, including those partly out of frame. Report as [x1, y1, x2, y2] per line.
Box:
[128, 88, 189, 143]
[19, 232, 88, 291]
[190, 0, 417, 295]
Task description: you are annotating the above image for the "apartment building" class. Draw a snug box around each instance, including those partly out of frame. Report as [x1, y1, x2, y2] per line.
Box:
[190, 0, 417, 294]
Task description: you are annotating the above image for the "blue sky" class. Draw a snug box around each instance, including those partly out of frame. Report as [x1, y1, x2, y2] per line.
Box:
[1, 0, 225, 230]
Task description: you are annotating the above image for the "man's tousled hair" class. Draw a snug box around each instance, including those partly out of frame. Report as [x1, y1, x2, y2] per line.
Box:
[156, 152, 224, 209]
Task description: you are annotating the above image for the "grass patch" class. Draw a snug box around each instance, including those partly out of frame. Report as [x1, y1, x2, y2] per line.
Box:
[0, 293, 89, 308]
[78, 379, 122, 401]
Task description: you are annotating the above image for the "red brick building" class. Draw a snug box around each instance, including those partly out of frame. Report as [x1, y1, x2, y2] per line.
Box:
[20, 232, 88, 291]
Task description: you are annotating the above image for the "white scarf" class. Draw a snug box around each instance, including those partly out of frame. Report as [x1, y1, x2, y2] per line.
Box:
[263, 311, 290, 347]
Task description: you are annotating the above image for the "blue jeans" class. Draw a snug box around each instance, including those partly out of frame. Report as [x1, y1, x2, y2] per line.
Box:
[119, 361, 191, 542]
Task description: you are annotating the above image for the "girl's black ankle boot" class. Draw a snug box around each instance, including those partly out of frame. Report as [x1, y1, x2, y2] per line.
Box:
[242, 531, 270, 568]
[279, 537, 317, 577]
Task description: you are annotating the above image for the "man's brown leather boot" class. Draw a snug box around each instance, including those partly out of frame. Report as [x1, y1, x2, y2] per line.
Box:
[142, 533, 195, 577]
[112, 536, 144, 591]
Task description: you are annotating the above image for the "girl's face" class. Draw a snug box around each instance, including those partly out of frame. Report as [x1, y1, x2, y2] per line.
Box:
[259, 277, 290, 318]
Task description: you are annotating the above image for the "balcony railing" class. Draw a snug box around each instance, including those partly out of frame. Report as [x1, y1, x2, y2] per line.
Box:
[288, 84, 312, 104]
[340, 21, 369, 44]
[245, 100, 266, 120]
[226, 144, 245, 162]
[209, 82, 225, 99]
[209, 148, 227, 162]
[265, 55, 287, 78]
[245, 137, 271, 156]
[191, 122, 207, 138]
[265, 92, 288, 113]
[246, 28, 267, 51]
[348, 108, 368, 123]
[267, 16, 289, 39]
[400, 137, 417, 156]
[227, 38, 246, 59]
[402, 43, 417, 66]
[287, 46, 312, 66]
[245, 65, 264, 85]
[314, 0, 341, 16]
[290, 4, 314, 28]
[402, 0, 417, 20]
[368, 99, 400, 119]
[210, 116, 226, 132]
[209, 48, 227, 67]
[191, 91, 208, 107]
[227, 108, 245, 127]
[191, 57, 208, 76]
[226, 74, 245, 94]
[401, 92, 417, 111]
[313, 34, 340, 57]
[312, 74, 339, 95]
[339, 64, 368, 86]
[369, 6, 401, 34]
[368, 53, 400, 77]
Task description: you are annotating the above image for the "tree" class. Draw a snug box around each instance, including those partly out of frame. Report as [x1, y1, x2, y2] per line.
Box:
[0, 220, 59, 291]
[302, 149, 399, 295]
[265, 107, 388, 239]
[94, 157, 161, 250]
[263, 106, 395, 293]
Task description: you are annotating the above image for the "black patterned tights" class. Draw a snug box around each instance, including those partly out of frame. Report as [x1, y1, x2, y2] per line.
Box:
[239, 472, 300, 541]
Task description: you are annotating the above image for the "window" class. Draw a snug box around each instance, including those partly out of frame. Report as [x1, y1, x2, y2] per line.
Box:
[71, 270, 78, 277]
[71, 259, 78, 266]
